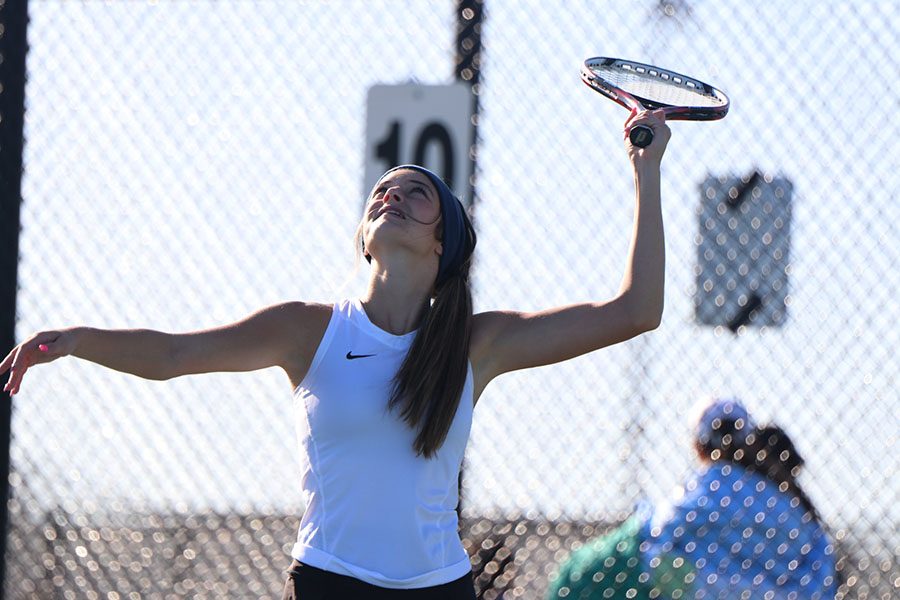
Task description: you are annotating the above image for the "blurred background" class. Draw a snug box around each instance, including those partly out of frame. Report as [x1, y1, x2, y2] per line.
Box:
[1, 0, 897, 598]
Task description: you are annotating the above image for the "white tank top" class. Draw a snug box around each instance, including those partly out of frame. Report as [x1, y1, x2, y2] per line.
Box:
[291, 298, 474, 588]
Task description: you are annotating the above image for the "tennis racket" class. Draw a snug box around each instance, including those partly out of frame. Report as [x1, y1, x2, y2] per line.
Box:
[581, 57, 729, 147]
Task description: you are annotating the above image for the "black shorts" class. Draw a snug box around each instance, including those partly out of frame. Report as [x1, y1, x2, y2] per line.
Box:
[281, 560, 477, 600]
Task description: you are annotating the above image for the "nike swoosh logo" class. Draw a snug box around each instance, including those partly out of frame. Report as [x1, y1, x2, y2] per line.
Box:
[346, 351, 376, 360]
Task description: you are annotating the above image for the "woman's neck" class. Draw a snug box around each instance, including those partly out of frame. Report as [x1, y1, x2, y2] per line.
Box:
[361, 263, 434, 335]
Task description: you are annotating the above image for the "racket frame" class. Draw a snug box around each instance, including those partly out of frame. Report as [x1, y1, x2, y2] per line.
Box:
[581, 57, 729, 146]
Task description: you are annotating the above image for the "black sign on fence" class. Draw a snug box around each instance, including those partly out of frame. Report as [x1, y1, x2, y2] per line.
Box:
[694, 171, 794, 332]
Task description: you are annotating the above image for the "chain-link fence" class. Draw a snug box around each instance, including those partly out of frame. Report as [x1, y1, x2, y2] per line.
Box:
[4, 0, 897, 598]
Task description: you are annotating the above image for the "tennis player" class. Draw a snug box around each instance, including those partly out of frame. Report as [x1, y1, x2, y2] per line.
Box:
[2, 109, 669, 599]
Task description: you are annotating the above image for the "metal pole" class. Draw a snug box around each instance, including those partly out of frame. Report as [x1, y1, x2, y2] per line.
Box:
[0, 0, 30, 593]
[455, 0, 483, 208]
[454, 0, 483, 525]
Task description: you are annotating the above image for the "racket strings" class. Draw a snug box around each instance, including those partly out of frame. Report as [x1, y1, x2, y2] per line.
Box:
[597, 67, 726, 108]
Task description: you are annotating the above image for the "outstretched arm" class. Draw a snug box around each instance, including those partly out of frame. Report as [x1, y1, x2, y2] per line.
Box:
[1, 301, 329, 395]
[471, 109, 670, 391]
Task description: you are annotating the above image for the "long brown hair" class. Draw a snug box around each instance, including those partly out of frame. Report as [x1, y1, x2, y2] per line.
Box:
[355, 206, 476, 459]
[389, 258, 473, 458]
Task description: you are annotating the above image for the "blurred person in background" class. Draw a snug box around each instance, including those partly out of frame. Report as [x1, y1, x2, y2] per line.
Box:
[2, 108, 670, 599]
[548, 398, 838, 600]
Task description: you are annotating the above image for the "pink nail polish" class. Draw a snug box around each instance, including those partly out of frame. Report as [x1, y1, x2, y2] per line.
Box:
[39, 344, 49, 352]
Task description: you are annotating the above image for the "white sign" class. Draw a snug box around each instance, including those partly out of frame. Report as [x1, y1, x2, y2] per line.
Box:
[364, 83, 474, 206]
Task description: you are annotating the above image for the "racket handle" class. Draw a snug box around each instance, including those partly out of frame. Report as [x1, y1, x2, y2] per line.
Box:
[629, 125, 653, 148]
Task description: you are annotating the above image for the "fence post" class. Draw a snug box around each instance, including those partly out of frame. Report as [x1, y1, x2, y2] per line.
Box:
[455, 0, 483, 206]
[454, 0, 483, 524]
[0, 0, 30, 594]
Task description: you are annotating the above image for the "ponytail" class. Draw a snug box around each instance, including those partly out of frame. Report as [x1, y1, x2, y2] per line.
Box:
[389, 260, 473, 458]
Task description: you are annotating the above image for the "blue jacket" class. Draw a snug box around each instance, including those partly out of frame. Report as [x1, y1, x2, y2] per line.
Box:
[637, 462, 838, 599]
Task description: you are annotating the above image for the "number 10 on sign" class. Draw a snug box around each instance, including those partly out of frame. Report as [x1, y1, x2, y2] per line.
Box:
[364, 84, 475, 207]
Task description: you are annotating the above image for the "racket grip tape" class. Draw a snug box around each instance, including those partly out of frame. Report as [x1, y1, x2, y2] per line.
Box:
[629, 125, 653, 148]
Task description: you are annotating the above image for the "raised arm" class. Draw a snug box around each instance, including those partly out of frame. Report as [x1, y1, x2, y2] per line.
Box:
[471, 109, 670, 393]
[1, 301, 331, 395]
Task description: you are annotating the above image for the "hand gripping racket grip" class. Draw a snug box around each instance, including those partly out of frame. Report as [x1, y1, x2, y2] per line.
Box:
[629, 125, 653, 148]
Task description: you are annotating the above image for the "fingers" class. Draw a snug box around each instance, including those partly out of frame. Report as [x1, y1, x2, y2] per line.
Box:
[2, 347, 28, 396]
[624, 109, 671, 160]
[2, 332, 61, 396]
[624, 108, 666, 140]
[1, 346, 21, 395]
[623, 107, 639, 130]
